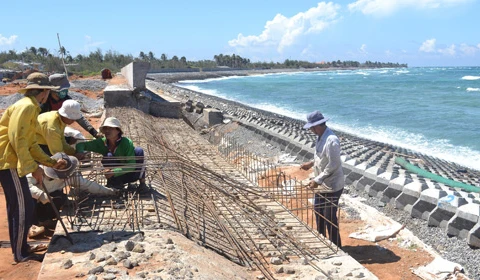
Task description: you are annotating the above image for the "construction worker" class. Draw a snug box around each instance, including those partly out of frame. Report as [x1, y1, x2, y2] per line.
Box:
[0, 72, 67, 263]
[36, 99, 83, 156]
[27, 152, 117, 237]
[300, 110, 344, 248]
[41, 73, 100, 139]
[76, 117, 148, 193]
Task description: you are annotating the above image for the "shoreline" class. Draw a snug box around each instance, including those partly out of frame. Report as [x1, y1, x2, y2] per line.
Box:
[147, 71, 479, 174]
[147, 67, 363, 83]
[147, 77, 480, 191]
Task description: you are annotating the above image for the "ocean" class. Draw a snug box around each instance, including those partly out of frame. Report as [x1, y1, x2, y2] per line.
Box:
[175, 67, 480, 171]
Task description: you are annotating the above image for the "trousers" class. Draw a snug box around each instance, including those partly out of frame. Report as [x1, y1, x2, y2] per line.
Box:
[105, 147, 145, 188]
[0, 168, 34, 261]
[314, 188, 343, 247]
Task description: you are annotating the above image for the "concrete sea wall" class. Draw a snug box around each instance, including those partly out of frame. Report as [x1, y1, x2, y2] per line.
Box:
[147, 77, 480, 248]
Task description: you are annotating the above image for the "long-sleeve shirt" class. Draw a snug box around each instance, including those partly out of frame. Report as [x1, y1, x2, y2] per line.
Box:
[40, 94, 99, 137]
[27, 172, 115, 204]
[76, 137, 135, 177]
[36, 111, 76, 156]
[0, 96, 57, 176]
[313, 127, 344, 192]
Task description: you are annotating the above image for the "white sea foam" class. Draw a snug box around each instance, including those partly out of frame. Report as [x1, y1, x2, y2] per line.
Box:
[329, 122, 480, 171]
[355, 71, 370, 76]
[177, 84, 308, 120]
[177, 85, 229, 99]
[466, 87, 480, 92]
[461, 76, 480, 80]
[177, 75, 245, 83]
[255, 104, 306, 121]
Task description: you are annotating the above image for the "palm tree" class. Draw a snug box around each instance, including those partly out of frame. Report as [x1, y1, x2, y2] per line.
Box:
[148, 51, 155, 61]
[180, 56, 187, 66]
[38, 47, 49, 57]
[29, 47, 37, 56]
[161, 53, 167, 61]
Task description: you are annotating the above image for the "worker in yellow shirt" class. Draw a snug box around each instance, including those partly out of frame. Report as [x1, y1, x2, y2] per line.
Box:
[36, 99, 83, 156]
[0, 72, 66, 263]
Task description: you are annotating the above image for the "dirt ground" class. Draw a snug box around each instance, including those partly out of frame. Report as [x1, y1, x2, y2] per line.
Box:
[0, 76, 435, 280]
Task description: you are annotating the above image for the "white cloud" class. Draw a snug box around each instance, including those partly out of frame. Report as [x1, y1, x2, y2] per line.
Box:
[419, 39, 437, 53]
[385, 50, 393, 57]
[459, 43, 479, 56]
[419, 39, 459, 56]
[228, 2, 341, 54]
[438, 44, 456, 56]
[359, 44, 368, 55]
[348, 0, 472, 16]
[0, 34, 18, 46]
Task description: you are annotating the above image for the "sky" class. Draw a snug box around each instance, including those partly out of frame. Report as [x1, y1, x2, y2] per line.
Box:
[1, 0, 479, 67]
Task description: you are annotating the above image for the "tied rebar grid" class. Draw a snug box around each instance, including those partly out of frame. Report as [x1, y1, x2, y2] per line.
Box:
[61, 107, 339, 279]
[215, 134, 342, 253]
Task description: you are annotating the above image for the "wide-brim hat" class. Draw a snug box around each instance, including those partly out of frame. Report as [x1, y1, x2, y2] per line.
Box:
[44, 152, 79, 179]
[303, 110, 329, 129]
[49, 73, 70, 91]
[58, 99, 82, 120]
[100, 117, 123, 134]
[18, 72, 60, 94]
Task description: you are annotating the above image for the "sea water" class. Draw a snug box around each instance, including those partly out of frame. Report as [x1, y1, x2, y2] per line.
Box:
[176, 67, 480, 171]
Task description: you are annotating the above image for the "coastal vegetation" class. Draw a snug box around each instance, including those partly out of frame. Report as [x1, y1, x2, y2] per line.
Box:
[0, 47, 407, 76]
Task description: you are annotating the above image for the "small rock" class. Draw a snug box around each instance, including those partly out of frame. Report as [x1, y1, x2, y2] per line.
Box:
[62, 259, 73, 269]
[95, 253, 107, 263]
[114, 251, 129, 261]
[354, 271, 365, 278]
[125, 240, 135, 251]
[275, 266, 284, 273]
[132, 244, 145, 253]
[166, 238, 174, 244]
[270, 257, 282, 265]
[75, 273, 85, 278]
[123, 259, 133, 269]
[332, 260, 343, 266]
[285, 268, 295, 274]
[105, 257, 118, 266]
[88, 252, 95, 260]
[129, 232, 144, 242]
[105, 268, 119, 274]
[86, 275, 97, 280]
[88, 266, 104, 275]
[102, 273, 116, 280]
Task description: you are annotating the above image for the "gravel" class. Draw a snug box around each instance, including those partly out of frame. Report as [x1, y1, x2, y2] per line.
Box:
[219, 123, 480, 279]
[0, 93, 24, 110]
[0, 80, 105, 113]
[70, 79, 108, 92]
[345, 185, 480, 279]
